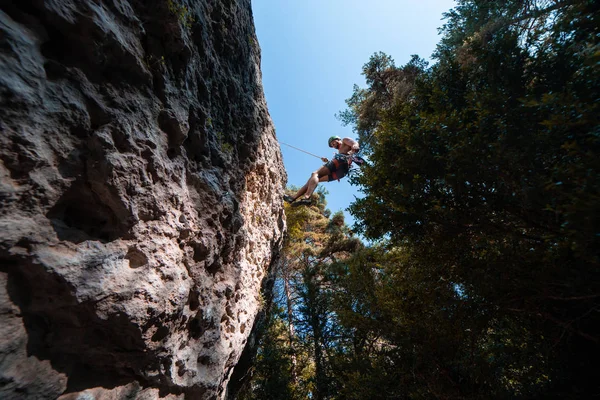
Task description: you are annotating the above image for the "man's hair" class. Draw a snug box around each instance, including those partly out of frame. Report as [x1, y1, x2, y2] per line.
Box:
[328, 135, 341, 147]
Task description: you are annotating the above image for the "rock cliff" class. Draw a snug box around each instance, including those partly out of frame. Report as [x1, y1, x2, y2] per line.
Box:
[0, 0, 285, 399]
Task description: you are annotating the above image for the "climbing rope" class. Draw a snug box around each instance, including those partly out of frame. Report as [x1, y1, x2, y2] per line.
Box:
[280, 141, 323, 160]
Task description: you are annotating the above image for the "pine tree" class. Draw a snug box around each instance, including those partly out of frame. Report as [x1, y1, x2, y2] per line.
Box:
[241, 189, 360, 399]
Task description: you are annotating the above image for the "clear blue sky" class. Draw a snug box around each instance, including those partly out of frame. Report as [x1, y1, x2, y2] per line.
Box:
[251, 0, 456, 226]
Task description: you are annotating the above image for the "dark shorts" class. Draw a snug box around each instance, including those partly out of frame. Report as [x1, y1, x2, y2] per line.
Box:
[324, 154, 350, 181]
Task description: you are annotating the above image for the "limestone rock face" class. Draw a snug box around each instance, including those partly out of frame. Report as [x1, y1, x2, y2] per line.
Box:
[0, 1, 285, 399]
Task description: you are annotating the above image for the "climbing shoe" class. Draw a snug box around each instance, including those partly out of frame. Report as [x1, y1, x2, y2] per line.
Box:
[283, 194, 295, 203]
[291, 198, 312, 207]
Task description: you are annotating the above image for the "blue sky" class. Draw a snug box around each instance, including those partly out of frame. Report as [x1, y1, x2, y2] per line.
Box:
[251, 0, 456, 226]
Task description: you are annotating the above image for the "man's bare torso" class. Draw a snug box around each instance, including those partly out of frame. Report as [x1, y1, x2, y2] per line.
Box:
[338, 137, 358, 154]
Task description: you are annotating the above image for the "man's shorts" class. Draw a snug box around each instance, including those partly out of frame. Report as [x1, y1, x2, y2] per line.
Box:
[324, 153, 350, 181]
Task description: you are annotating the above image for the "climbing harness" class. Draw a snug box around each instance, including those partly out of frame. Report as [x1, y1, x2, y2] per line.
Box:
[337, 153, 367, 180]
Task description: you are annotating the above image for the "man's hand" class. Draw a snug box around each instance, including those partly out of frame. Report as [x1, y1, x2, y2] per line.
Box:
[321, 157, 329, 163]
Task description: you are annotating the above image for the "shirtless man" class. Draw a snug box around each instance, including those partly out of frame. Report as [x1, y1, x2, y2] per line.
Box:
[284, 136, 360, 206]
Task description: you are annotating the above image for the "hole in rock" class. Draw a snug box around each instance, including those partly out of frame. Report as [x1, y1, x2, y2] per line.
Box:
[125, 247, 148, 268]
[192, 241, 209, 262]
[188, 317, 203, 339]
[188, 289, 200, 311]
[205, 261, 221, 275]
[151, 326, 169, 342]
[47, 181, 130, 243]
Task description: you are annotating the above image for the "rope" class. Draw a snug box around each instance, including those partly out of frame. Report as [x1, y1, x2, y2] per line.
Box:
[280, 141, 324, 160]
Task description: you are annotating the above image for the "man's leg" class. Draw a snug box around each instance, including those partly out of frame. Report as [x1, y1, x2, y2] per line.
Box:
[285, 166, 331, 204]
[304, 166, 330, 199]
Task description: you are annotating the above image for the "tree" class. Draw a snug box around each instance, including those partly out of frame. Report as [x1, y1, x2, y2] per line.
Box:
[240, 189, 361, 399]
[340, 0, 600, 398]
[237, 304, 295, 400]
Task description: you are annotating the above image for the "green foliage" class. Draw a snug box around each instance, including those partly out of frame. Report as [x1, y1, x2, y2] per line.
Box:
[222, 142, 233, 154]
[167, 0, 195, 30]
[338, 0, 600, 398]
[237, 306, 296, 400]
[216, 131, 234, 155]
[331, 244, 556, 399]
[248, 34, 257, 50]
[145, 54, 166, 70]
[242, 190, 360, 399]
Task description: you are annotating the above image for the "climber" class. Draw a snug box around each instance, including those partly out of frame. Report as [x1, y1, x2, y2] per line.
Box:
[284, 136, 360, 207]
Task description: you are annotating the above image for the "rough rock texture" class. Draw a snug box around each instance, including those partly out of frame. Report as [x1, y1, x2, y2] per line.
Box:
[0, 0, 285, 399]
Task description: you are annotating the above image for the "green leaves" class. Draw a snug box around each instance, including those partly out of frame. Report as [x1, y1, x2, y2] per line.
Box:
[339, 0, 600, 398]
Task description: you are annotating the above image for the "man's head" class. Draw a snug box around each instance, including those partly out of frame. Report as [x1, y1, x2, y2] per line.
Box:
[328, 135, 341, 148]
